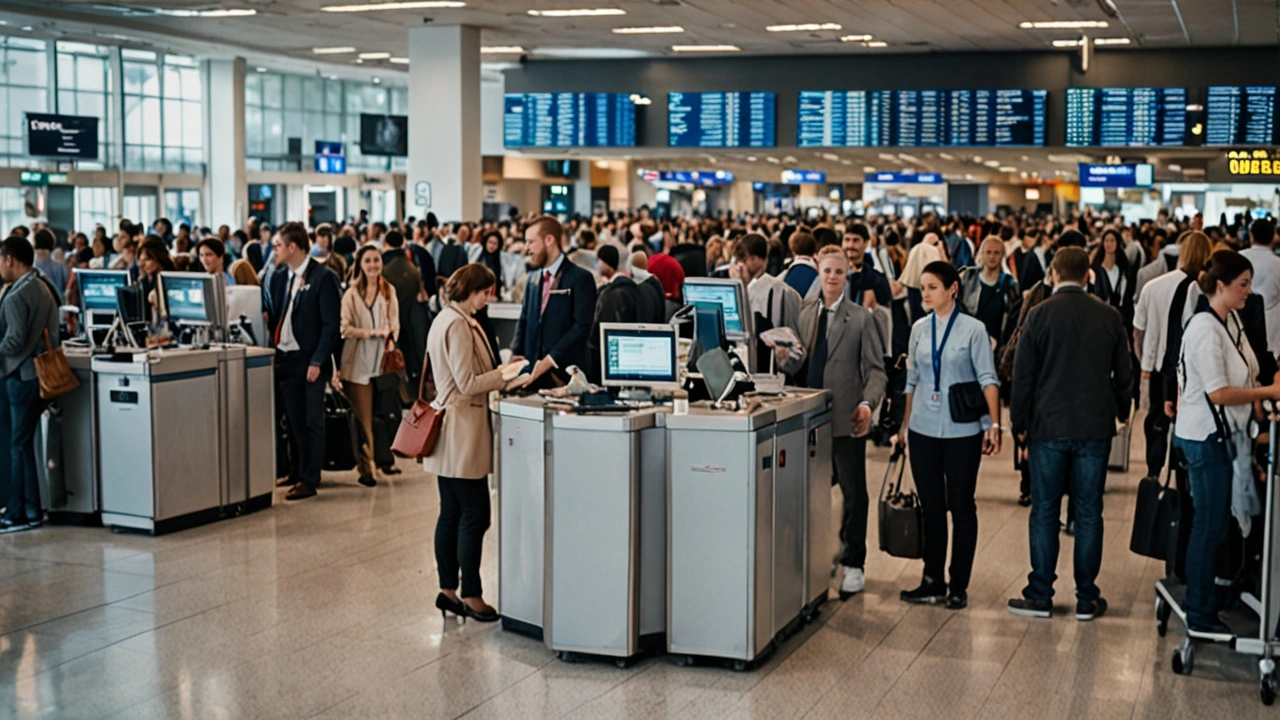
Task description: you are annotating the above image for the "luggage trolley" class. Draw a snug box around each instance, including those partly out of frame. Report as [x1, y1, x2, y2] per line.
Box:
[1154, 410, 1280, 705]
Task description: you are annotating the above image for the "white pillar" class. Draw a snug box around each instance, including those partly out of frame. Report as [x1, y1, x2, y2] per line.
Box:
[204, 58, 247, 230]
[408, 25, 481, 223]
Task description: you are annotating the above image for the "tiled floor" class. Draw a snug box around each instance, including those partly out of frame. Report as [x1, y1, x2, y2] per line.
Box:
[0, 412, 1273, 719]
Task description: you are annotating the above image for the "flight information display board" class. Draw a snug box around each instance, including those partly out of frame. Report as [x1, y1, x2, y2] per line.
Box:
[1065, 87, 1188, 147]
[1205, 86, 1278, 146]
[503, 93, 636, 147]
[796, 89, 1045, 147]
[667, 92, 776, 148]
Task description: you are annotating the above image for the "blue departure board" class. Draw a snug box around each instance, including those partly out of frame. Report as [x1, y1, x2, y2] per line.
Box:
[796, 89, 1045, 147]
[667, 92, 776, 148]
[1065, 87, 1187, 147]
[1205, 86, 1278, 146]
[503, 93, 637, 147]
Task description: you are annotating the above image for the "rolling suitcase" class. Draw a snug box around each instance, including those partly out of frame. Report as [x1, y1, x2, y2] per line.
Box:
[322, 389, 360, 472]
[1108, 420, 1132, 471]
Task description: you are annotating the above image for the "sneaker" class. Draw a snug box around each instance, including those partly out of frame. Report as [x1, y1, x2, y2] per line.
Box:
[1007, 597, 1053, 618]
[839, 566, 865, 599]
[1188, 619, 1233, 638]
[0, 518, 38, 535]
[1075, 597, 1108, 621]
[900, 580, 947, 605]
[946, 592, 968, 610]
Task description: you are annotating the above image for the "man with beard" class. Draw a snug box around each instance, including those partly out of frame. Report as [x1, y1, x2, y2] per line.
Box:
[512, 215, 597, 388]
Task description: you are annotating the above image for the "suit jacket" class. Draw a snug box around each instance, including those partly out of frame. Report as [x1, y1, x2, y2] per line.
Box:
[1011, 286, 1132, 441]
[780, 296, 887, 438]
[266, 259, 342, 377]
[422, 303, 505, 480]
[588, 275, 642, 382]
[407, 243, 437, 293]
[634, 275, 666, 325]
[0, 270, 60, 381]
[512, 258, 598, 378]
[381, 250, 423, 309]
[436, 242, 469, 285]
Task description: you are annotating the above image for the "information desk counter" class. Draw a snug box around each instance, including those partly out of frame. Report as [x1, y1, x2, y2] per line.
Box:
[92, 345, 276, 535]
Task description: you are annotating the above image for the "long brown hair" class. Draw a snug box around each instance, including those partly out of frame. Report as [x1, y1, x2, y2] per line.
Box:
[350, 244, 391, 303]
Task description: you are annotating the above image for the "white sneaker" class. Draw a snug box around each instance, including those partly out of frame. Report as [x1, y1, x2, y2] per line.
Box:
[840, 566, 865, 598]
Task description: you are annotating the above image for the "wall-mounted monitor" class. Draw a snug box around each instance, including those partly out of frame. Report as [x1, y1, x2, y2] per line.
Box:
[359, 114, 408, 156]
[668, 91, 776, 148]
[543, 159, 580, 178]
[1065, 87, 1187, 147]
[1205, 86, 1278, 146]
[797, 89, 1046, 148]
[26, 112, 100, 160]
[315, 140, 345, 174]
[504, 93, 637, 147]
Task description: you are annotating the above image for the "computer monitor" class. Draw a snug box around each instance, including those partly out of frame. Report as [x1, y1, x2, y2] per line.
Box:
[158, 272, 216, 324]
[600, 323, 680, 392]
[682, 278, 752, 339]
[691, 305, 726, 364]
[75, 269, 129, 329]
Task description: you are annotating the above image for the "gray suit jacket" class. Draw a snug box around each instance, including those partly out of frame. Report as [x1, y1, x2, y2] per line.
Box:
[0, 270, 61, 381]
[781, 296, 887, 437]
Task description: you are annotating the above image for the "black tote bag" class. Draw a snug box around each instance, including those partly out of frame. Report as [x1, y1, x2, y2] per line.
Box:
[1130, 457, 1181, 560]
[879, 445, 926, 559]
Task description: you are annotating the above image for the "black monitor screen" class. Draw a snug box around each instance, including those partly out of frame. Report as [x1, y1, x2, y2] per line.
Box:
[359, 114, 408, 156]
[163, 276, 213, 322]
[78, 271, 128, 311]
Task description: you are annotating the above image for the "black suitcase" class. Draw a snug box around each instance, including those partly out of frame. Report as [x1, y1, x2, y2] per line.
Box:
[1130, 468, 1180, 560]
[322, 389, 360, 472]
[371, 412, 398, 469]
[878, 445, 926, 559]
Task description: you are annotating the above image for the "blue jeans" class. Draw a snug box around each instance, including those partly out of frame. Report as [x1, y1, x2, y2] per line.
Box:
[1173, 435, 1233, 629]
[5, 375, 44, 523]
[1024, 438, 1110, 602]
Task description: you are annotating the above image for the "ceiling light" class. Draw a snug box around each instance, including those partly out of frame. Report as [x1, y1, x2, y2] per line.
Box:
[313, 46, 357, 54]
[355, 58, 364, 64]
[322, 1, 466, 12]
[195, 8, 256, 17]
[481, 46, 525, 53]
[999, 166, 1018, 172]
[255, 66, 267, 72]
[329, 75, 339, 80]
[1019, 20, 1108, 29]
[671, 44, 740, 52]
[595, 161, 609, 169]
[865, 41, 888, 47]
[863, 165, 877, 172]
[372, 77, 381, 83]
[358, 52, 391, 59]
[839, 34, 873, 42]
[526, 8, 626, 17]
[389, 57, 409, 64]
[1095, 37, 1131, 45]
[747, 156, 757, 162]
[983, 160, 1001, 167]
[766, 23, 842, 32]
[612, 26, 683, 34]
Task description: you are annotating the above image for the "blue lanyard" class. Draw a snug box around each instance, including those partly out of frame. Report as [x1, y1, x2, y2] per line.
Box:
[931, 309, 959, 394]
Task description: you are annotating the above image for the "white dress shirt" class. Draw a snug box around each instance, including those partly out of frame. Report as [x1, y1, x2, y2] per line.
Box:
[1133, 269, 1200, 372]
[1241, 244, 1280, 358]
[277, 256, 311, 353]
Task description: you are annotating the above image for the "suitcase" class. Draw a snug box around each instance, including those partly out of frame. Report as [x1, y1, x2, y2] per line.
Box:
[372, 412, 398, 469]
[1108, 422, 1132, 471]
[322, 389, 360, 472]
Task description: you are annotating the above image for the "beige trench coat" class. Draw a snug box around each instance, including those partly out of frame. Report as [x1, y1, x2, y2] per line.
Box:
[421, 303, 505, 480]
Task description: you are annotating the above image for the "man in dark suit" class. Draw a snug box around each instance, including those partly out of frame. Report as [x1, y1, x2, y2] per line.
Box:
[512, 215, 597, 388]
[1008, 247, 1132, 621]
[587, 245, 641, 383]
[629, 251, 667, 325]
[267, 222, 342, 501]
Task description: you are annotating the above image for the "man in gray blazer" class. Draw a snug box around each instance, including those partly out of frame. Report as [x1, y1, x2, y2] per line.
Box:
[0, 235, 60, 532]
[778, 246, 888, 599]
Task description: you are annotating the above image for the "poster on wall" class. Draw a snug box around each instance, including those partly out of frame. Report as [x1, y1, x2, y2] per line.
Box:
[25, 113, 99, 160]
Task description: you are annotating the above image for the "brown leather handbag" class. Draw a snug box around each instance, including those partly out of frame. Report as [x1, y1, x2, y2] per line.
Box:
[391, 351, 443, 459]
[35, 328, 79, 401]
[380, 336, 405, 375]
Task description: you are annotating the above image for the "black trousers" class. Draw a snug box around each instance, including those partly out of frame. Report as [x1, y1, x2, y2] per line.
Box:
[436, 475, 492, 598]
[834, 436, 869, 569]
[1143, 371, 1170, 479]
[908, 431, 984, 594]
[277, 354, 325, 489]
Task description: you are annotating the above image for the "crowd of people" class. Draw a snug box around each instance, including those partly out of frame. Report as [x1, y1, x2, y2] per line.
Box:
[3, 202, 1279, 635]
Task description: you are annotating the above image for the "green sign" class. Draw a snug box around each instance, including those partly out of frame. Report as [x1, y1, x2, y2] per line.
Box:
[47, 173, 68, 184]
[19, 171, 46, 186]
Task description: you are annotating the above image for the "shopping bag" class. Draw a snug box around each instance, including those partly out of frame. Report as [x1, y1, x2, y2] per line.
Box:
[879, 444, 925, 559]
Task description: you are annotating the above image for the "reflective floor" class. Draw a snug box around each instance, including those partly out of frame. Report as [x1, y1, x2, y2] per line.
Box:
[0, 410, 1272, 719]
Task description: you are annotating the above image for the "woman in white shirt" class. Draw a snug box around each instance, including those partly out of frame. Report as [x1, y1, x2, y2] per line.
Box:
[1174, 250, 1280, 635]
[338, 244, 400, 488]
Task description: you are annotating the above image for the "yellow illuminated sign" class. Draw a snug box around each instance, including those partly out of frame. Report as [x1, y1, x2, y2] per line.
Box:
[1227, 149, 1280, 176]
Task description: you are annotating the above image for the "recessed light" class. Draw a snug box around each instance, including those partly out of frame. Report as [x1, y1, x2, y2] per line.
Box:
[322, 1, 464, 11]
[865, 41, 888, 47]
[766, 23, 841, 32]
[999, 166, 1018, 172]
[329, 75, 339, 80]
[983, 160, 1001, 167]
[195, 8, 256, 17]
[389, 57, 409, 64]
[255, 67, 267, 72]
[526, 8, 626, 17]
[358, 52, 391, 59]
[747, 156, 758, 162]
[839, 34, 873, 42]
[671, 44, 740, 52]
[612, 26, 683, 34]
[355, 58, 364, 64]
[481, 46, 525, 53]
[372, 77, 381, 84]
[1095, 37, 1131, 45]
[595, 161, 609, 169]
[1019, 20, 1108, 29]
[313, 46, 357, 54]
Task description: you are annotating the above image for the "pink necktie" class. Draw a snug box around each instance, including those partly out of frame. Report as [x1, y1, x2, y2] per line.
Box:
[540, 269, 553, 314]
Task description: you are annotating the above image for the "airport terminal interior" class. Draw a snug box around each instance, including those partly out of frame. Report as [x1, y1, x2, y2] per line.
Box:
[2, 0, 1280, 717]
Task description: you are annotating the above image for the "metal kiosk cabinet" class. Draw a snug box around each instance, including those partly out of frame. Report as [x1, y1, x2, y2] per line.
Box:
[496, 396, 551, 639]
[236, 347, 277, 512]
[544, 408, 668, 665]
[36, 349, 101, 523]
[800, 392, 834, 616]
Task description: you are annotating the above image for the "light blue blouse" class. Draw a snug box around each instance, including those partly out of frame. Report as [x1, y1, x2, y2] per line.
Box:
[904, 310, 1000, 439]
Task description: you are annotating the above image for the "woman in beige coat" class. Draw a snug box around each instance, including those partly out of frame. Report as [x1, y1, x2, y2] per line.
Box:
[338, 245, 400, 487]
[423, 263, 529, 622]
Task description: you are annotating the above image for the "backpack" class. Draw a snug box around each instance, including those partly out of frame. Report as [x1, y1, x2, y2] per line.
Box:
[998, 280, 1049, 384]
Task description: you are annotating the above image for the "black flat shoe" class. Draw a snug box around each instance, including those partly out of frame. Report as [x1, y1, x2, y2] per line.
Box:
[946, 593, 968, 610]
[900, 581, 947, 605]
[435, 593, 466, 620]
[1018, 493, 1031, 507]
[358, 475, 377, 487]
[380, 465, 402, 475]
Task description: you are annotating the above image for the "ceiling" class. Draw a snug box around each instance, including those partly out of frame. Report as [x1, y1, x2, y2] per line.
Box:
[0, 0, 1275, 76]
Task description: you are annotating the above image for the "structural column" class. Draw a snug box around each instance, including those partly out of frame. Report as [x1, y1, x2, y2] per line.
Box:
[408, 25, 482, 223]
[203, 58, 247, 230]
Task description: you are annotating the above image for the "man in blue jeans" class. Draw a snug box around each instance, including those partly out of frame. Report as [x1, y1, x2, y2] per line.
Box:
[1007, 247, 1133, 620]
[0, 235, 60, 532]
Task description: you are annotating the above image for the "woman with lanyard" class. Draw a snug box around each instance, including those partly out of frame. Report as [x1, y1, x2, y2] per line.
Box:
[1173, 250, 1280, 635]
[896, 261, 1001, 610]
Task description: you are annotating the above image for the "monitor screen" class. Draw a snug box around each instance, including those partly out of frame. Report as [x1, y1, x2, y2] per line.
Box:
[503, 93, 637, 148]
[359, 114, 408, 156]
[1205, 86, 1279, 146]
[602, 326, 678, 386]
[162, 275, 213, 322]
[668, 91, 776, 148]
[76, 270, 128, 312]
[1065, 87, 1188, 147]
[26, 112, 100, 160]
[683, 281, 744, 335]
[797, 89, 1046, 147]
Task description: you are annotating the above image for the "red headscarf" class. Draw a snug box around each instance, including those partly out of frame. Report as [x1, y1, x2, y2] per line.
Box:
[647, 253, 686, 300]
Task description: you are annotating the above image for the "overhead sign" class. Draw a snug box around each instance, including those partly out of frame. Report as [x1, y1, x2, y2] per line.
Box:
[650, 170, 734, 187]
[781, 169, 826, 184]
[1078, 163, 1154, 187]
[314, 141, 345, 174]
[1226, 149, 1280, 177]
[17, 171, 68, 186]
[864, 171, 943, 184]
[25, 112, 99, 160]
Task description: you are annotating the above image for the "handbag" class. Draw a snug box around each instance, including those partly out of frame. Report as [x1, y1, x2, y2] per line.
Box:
[34, 328, 79, 401]
[878, 444, 926, 559]
[948, 380, 986, 423]
[380, 336, 405, 375]
[1130, 449, 1181, 560]
[391, 350, 444, 459]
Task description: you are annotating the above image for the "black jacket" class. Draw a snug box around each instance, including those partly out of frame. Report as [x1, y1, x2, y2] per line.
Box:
[512, 258, 598, 378]
[1011, 286, 1133, 441]
[266, 259, 342, 377]
[588, 275, 642, 382]
[407, 244, 437, 294]
[634, 275, 667, 325]
[436, 242, 469, 286]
